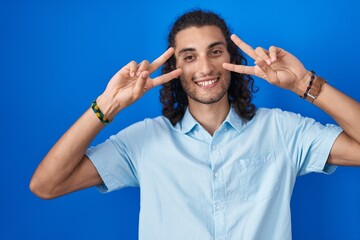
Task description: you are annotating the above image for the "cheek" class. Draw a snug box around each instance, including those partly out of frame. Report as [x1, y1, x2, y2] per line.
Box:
[178, 64, 195, 80]
[218, 56, 231, 74]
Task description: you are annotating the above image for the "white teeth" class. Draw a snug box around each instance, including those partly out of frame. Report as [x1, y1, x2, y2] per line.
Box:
[197, 79, 218, 86]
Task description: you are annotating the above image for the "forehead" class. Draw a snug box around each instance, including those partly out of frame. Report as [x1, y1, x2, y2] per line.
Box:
[174, 26, 226, 52]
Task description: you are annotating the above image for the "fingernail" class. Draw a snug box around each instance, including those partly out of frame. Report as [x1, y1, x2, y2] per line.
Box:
[141, 72, 148, 78]
[136, 71, 140, 77]
[266, 60, 272, 65]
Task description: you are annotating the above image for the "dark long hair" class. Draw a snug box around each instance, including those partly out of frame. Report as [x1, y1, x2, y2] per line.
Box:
[160, 10, 257, 125]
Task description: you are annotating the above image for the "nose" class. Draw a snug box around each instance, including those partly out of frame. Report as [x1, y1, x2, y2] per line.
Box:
[197, 56, 215, 75]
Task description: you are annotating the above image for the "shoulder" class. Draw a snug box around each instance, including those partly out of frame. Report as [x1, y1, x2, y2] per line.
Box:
[253, 107, 305, 123]
[250, 107, 320, 133]
[255, 107, 301, 118]
[143, 115, 174, 131]
[115, 115, 174, 138]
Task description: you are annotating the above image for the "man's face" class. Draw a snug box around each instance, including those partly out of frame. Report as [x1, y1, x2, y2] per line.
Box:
[174, 26, 231, 105]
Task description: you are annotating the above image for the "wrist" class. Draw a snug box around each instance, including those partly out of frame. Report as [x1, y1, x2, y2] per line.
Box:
[295, 70, 327, 103]
[292, 71, 312, 96]
[96, 92, 121, 122]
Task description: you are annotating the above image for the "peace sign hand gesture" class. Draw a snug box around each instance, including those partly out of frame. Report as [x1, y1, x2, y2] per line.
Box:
[223, 34, 310, 96]
[97, 48, 182, 120]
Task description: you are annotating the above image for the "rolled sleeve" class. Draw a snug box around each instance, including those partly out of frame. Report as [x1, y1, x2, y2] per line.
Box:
[298, 123, 343, 176]
[86, 135, 140, 193]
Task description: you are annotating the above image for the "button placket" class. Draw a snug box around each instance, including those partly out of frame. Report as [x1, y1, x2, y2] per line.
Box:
[209, 133, 227, 239]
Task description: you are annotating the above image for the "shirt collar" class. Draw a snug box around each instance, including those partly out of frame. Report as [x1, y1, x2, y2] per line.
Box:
[224, 107, 246, 133]
[178, 106, 246, 134]
[179, 108, 199, 134]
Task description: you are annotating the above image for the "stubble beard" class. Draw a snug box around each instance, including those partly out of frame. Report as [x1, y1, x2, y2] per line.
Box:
[179, 75, 231, 105]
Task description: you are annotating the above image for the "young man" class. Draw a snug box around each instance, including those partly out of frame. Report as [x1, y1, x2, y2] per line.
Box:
[30, 10, 360, 239]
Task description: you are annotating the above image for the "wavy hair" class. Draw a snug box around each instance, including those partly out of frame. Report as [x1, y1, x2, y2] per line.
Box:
[160, 10, 257, 125]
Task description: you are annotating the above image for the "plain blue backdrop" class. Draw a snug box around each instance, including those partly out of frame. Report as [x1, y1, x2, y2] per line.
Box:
[1, 0, 360, 239]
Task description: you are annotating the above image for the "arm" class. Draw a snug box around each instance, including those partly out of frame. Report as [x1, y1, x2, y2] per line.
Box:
[30, 48, 182, 199]
[222, 34, 360, 166]
[313, 83, 360, 166]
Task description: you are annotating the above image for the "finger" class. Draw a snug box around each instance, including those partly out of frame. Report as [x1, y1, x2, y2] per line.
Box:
[132, 71, 149, 99]
[222, 62, 256, 75]
[254, 59, 277, 82]
[152, 68, 183, 87]
[230, 34, 258, 60]
[118, 60, 138, 77]
[269, 46, 277, 62]
[255, 47, 272, 65]
[149, 47, 175, 73]
[129, 60, 138, 77]
[136, 60, 150, 77]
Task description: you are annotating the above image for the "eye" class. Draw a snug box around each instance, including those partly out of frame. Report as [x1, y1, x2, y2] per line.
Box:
[211, 49, 223, 56]
[183, 55, 195, 62]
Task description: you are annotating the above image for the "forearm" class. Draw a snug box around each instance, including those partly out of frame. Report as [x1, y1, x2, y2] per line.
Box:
[30, 105, 105, 196]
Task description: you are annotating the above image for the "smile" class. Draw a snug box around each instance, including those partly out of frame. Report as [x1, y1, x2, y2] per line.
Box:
[195, 78, 219, 87]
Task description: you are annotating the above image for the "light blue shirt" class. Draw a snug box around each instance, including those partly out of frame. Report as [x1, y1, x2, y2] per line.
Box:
[86, 107, 342, 240]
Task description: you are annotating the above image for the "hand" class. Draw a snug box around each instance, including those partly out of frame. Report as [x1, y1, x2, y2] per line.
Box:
[98, 48, 182, 120]
[223, 34, 310, 95]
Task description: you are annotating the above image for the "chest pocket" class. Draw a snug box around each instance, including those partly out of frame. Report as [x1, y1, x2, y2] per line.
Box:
[227, 153, 279, 201]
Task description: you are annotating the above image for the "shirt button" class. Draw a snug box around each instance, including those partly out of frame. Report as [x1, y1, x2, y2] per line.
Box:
[214, 172, 221, 178]
[211, 145, 217, 150]
[215, 204, 224, 211]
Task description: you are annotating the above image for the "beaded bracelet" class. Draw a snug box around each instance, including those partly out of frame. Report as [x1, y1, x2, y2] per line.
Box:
[91, 100, 111, 125]
[299, 70, 327, 103]
[301, 70, 316, 99]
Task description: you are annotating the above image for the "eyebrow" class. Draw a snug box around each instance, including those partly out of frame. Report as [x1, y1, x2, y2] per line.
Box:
[178, 47, 196, 56]
[208, 41, 226, 49]
[177, 41, 226, 56]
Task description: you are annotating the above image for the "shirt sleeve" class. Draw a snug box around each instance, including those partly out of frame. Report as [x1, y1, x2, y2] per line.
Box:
[86, 120, 147, 193]
[274, 109, 343, 176]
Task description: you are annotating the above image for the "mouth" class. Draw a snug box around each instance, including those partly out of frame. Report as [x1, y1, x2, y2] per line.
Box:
[194, 77, 220, 87]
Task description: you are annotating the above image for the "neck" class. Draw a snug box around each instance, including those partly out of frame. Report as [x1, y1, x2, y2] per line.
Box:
[188, 96, 230, 136]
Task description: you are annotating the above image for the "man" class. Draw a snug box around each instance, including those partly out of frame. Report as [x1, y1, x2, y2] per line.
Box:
[30, 10, 360, 239]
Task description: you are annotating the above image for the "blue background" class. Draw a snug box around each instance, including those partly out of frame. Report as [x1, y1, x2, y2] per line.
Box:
[1, 0, 360, 239]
